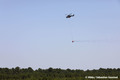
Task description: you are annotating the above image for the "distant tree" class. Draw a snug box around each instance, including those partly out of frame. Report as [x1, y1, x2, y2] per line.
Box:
[28, 67, 34, 72]
[48, 67, 53, 72]
[15, 66, 20, 74]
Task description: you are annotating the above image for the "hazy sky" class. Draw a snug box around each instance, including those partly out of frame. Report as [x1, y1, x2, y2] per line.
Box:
[0, 0, 120, 70]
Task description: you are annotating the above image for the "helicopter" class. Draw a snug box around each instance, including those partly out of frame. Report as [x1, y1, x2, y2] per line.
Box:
[66, 13, 75, 18]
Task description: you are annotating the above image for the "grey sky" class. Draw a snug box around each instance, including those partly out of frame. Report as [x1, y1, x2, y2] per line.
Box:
[0, 0, 120, 70]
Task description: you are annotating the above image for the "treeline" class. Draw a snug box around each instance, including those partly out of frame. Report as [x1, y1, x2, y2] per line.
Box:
[0, 67, 120, 80]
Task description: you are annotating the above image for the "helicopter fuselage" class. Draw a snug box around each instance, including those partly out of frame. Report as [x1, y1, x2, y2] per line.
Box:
[66, 14, 74, 18]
